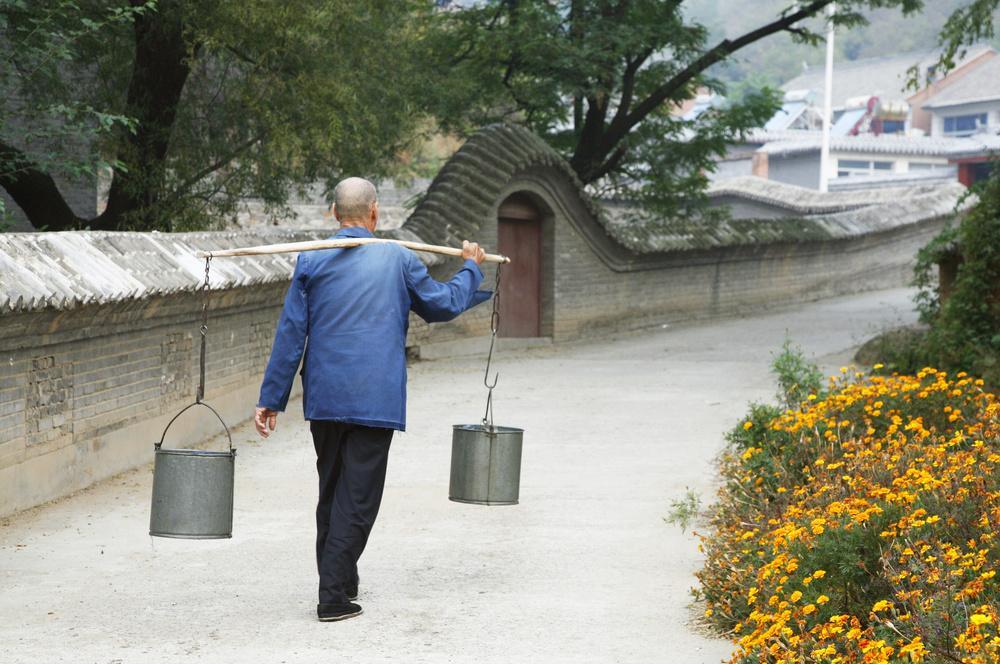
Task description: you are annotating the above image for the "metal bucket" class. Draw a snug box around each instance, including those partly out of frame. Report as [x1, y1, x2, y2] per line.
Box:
[449, 424, 523, 505]
[150, 402, 236, 539]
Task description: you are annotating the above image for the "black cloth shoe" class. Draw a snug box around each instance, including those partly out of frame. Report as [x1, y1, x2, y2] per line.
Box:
[317, 602, 363, 622]
[346, 587, 358, 601]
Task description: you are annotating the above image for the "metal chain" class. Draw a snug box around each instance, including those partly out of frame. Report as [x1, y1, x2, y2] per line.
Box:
[481, 263, 502, 430]
[197, 256, 211, 403]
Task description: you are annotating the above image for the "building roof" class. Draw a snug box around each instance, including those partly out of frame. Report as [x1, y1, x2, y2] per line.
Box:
[706, 176, 923, 214]
[603, 176, 970, 253]
[757, 130, 1000, 158]
[781, 46, 994, 111]
[922, 55, 1000, 110]
[764, 100, 812, 131]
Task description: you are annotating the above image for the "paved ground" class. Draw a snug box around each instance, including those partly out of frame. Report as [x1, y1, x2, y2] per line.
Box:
[0, 288, 919, 664]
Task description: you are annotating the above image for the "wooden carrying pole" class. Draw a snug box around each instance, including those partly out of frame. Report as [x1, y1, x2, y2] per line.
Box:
[196, 237, 511, 264]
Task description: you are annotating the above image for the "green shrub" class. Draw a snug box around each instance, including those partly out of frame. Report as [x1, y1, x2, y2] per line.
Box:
[913, 169, 1000, 388]
[770, 338, 825, 410]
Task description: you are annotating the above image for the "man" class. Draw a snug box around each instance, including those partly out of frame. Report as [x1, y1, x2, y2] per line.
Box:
[254, 177, 489, 622]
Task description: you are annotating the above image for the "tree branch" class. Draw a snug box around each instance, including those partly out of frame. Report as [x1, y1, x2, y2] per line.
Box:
[0, 140, 85, 231]
[164, 134, 263, 203]
[587, 143, 629, 182]
[607, 48, 653, 137]
[569, 0, 833, 183]
[96, 1, 195, 229]
[448, 0, 510, 66]
[624, 0, 832, 132]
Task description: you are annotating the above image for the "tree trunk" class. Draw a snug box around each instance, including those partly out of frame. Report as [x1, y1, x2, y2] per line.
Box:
[93, 1, 193, 231]
[0, 3, 194, 232]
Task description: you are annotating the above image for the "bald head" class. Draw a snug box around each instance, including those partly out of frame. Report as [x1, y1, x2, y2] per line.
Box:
[333, 177, 378, 223]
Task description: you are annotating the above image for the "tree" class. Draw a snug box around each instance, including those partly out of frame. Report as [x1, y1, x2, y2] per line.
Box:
[425, 0, 930, 220]
[1, 0, 434, 231]
[914, 0, 1000, 85]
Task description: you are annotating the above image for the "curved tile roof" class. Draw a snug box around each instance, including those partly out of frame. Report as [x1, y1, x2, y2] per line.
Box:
[0, 229, 322, 313]
[393, 123, 607, 267]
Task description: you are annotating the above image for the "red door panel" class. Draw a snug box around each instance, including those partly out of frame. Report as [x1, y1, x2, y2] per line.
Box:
[497, 217, 541, 337]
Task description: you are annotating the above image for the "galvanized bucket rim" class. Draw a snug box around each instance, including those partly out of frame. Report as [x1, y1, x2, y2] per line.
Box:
[453, 423, 524, 434]
[154, 447, 236, 458]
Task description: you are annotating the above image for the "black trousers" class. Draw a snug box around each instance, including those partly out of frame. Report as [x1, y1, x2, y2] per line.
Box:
[310, 420, 394, 605]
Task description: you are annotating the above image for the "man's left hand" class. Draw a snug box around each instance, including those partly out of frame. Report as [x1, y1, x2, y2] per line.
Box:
[255, 407, 278, 438]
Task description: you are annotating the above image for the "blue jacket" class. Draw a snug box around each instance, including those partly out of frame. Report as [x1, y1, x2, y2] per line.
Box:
[257, 226, 490, 430]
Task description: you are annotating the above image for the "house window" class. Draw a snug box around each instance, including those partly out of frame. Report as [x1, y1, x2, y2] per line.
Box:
[837, 159, 895, 177]
[881, 120, 905, 134]
[909, 162, 947, 171]
[943, 113, 988, 136]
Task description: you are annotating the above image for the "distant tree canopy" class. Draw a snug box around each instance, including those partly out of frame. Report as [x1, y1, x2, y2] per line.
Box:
[2, 0, 998, 232]
[0, 0, 433, 231]
[930, 0, 1000, 83]
[425, 0, 944, 221]
[684, 0, 993, 88]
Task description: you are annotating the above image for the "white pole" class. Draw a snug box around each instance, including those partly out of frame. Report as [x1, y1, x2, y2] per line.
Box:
[819, 2, 836, 192]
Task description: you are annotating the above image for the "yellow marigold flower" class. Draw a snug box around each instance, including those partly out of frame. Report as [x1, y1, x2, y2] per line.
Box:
[790, 590, 802, 602]
[872, 599, 891, 613]
[813, 570, 826, 579]
[803, 604, 816, 615]
[873, 363, 884, 369]
[808, 394, 817, 401]
[970, 613, 993, 626]
[817, 595, 830, 605]
[743, 421, 753, 430]
[899, 636, 928, 660]
[704, 608, 713, 617]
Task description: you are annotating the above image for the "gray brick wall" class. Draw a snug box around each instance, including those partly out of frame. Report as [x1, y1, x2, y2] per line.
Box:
[0, 284, 289, 516]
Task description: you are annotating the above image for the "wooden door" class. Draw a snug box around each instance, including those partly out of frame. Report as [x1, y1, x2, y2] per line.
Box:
[497, 195, 541, 337]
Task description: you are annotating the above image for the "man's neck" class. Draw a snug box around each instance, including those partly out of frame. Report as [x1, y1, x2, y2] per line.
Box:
[340, 222, 373, 233]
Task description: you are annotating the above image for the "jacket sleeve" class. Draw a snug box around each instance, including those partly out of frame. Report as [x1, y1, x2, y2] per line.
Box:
[257, 254, 310, 411]
[405, 251, 492, 323]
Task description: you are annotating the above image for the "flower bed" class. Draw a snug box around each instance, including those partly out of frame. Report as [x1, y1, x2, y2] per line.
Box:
[698, 366, 999, 663]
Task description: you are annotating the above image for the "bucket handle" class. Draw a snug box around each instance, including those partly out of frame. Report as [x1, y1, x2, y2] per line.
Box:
[156, 401, 233, 453]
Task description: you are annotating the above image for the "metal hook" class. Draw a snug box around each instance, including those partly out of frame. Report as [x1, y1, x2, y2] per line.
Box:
[484, 359, 499, 389]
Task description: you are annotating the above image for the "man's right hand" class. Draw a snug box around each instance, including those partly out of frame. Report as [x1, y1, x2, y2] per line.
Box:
[462, 240, 486, 265]
[255, 406, 278, 438]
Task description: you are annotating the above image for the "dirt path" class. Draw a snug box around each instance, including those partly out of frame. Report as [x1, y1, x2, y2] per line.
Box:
[0, 288, 918, 664]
